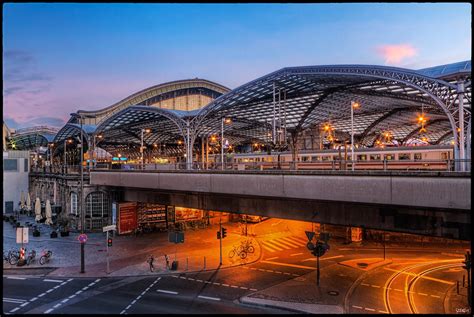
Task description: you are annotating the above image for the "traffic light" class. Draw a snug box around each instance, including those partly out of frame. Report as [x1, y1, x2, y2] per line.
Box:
[463, 251, 471, 270]
[221, 227, 227, 239]
[311, 241, 329, 257]
[217, 231, 221, 239]
[108, 238, 113, 247]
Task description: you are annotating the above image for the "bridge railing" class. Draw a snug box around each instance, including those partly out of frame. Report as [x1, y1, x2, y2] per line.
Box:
[62, 159, 471, 172]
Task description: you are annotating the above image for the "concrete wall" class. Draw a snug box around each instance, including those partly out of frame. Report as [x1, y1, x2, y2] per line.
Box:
[3, 151, 30, 213]
[90, 171, 471, 210]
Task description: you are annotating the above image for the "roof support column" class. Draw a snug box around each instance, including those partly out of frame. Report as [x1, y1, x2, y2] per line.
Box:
[457, 81, 465, 171]
[289, 130, 300, 171]
[185, 120, 193, 170]
[466, 112, 471, 172]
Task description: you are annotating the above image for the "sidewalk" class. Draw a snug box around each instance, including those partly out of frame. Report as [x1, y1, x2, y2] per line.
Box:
[3, 215, 261, 278]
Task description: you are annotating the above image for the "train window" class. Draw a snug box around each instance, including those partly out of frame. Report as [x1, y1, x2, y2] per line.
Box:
[414, 153, 422, 160]
[384, 154, 395, 160]
[321, 156, 331, 161]
[441, 152, 449, 160]
[370, 154, 381, 160]
[311, 156, 321, 162]
[398, 153, 411, 160]
[301, 156, 309, 162]
[357, 154, 367, 161]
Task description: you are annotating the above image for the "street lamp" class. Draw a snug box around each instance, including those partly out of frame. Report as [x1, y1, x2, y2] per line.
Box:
[350, 101, 360, 171]
[141, 128, 151, 170]
[221, 118, 232, 170]
[92, 134, 103, 168]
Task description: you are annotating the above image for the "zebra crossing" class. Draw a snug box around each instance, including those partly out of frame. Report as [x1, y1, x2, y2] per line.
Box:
[259, 235, 308, 252]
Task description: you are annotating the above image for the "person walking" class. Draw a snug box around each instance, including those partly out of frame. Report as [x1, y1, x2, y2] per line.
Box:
[147, 254, 155, 272]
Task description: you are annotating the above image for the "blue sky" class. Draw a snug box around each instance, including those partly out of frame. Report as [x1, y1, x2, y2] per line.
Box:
[3, 3, 471, 129]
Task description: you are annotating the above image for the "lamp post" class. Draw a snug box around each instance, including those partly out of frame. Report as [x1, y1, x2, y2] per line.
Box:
[350, 101, 360, 171]
[221, 118, 231, 170]
[93, 134, 103, 168]
[141, 128, 151, 170]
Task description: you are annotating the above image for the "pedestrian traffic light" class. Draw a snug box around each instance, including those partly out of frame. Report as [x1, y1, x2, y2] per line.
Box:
[463, 251, 471, 270]
[108, 238, 113, 247]
[217, 231, 221, 239]
[221, 227, 227, 239]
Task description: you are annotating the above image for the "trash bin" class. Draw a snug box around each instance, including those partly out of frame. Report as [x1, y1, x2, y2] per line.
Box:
[171, 260, 179, 271]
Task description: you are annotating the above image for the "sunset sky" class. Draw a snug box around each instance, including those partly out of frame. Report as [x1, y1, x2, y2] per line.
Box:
[3, 3, 471, 129]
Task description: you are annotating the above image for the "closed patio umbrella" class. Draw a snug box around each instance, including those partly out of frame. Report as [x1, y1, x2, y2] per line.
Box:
[45, 199, 53, 225]
[35, 198, 42, 222]
[20, 191, 25, 210]
[26, 193, 32, 215]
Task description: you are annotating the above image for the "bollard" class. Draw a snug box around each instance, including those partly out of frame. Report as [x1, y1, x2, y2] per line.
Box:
[203, 256, 206, 270]
[186, 257, 188, 271]
[457, 280, 460, 294]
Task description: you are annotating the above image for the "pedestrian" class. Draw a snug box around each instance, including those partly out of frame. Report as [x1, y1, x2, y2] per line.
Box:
[164, 254, 170, 270]
[147, 254, 155, 272]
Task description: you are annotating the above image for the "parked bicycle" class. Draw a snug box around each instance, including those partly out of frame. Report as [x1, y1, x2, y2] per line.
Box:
[8, 249, 21, 265]
[147, 254, 155, 272]
[39, 250, 52, 265]
[26, 249, 36, 265]
[240, 239, 255, 254]
[228, 244, 247, 259]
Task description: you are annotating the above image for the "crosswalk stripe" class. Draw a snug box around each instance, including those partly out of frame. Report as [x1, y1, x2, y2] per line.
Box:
[270, 238, 298, 249]
[261, 242, 282, 252]
[267, 239, 292, 249]
[283, 236, 307, 245]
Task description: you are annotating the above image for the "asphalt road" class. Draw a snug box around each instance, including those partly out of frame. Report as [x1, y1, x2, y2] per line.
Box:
[3, 218, 469, 314]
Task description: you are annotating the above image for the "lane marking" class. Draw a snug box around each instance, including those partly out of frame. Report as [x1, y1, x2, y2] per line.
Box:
[352, 305, 363, 309]
[250, 288, 258, 291]
[265, 257, 279, 261]
[61, 299, 69, 303]
[268, 239, 293, 249]
[240, 287, 248, 290]
[301, 255, 345, 262]
[7, 277, 26, 280]
[371, 285, 381, 288]
[361, 283, 370, 286]
[9, 307, 20, 313]
[260, 242, 281, 252]
[46, 289, 54, 293]
[44, 308, 54, 314]
[430, 294, 441, 298]
[418, 293, 428, 296]
[157, 289, 178, 295]
[272, 238, 298, 248]
[38, 293, 46, 297]
[3, 299, 26, 304]
[43, 279, 63, 283]
[379, 310, 389, 314]
[197, 295, 220, 301]
[222, 283, 229, 287]
[121, 277, 161, 314]
[383, 267, 456, 285]
[290, 253, 303, 256]
[231, 285, 239, 288]
[30, 297, 38, 302]
[53, 303, 61, 308]
[260, 260, 315, 270]
[365, 307, 376, 311]
[75, 290, 82, 295]
[3, 297, 26, 302]
[20, 302, 29, 307]
[283, 236, 308, 244]
[68, 295, 75, 299]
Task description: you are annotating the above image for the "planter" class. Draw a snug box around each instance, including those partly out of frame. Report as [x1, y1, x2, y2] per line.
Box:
[60, 231, 70, 237]
[33, 230, 40, 237]
[50, 231, 58, 238]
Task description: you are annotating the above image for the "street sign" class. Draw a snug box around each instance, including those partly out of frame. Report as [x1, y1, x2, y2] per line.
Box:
[305, 231, 315, 242]
[16, 227, 28, 244]
[78, 233, 88, 243]
[103, 224, 117, 232]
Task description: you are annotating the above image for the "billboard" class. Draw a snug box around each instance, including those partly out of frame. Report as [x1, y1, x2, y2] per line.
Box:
[118, 202, 137, 235]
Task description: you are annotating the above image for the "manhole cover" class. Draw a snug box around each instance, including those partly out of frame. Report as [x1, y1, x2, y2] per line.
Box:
[328, 291, 339, 296]
[357, 263, 368, 268]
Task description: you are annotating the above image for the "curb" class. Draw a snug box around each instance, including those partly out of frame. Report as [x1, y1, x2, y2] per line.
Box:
[238, 297, 309, 314]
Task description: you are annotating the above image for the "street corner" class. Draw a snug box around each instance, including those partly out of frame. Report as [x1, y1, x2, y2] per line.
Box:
[239, 295, 344, 314]
[337, 258, 392, 271]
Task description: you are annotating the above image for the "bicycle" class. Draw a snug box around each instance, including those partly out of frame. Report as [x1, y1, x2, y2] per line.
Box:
[228, 245, 247, 259]
[8, 249, 20, 265]
[240, 239, 255, 254]
[147, 254, 155, 272]
[26, 250, 36, 265]
[39, 250, 52, 265]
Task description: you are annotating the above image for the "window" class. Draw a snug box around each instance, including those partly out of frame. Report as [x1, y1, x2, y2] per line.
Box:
[86, 192, 110, 218]
[357, 154, 367, 161]
[384, 154, 395, 160]
[441, 152, 449, 160]
[301, 156, 310, 162]
[4, 159, 18, 171]
[321, 156, 331, 161]
[71, 192, 78, 215]
[414, 153, 422, 160]
[24, 159, 29, 172]
[370, 154, 381, 161]
[398, 153, 411, 160]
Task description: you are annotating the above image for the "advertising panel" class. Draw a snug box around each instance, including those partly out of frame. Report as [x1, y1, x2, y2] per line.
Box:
[118, 202, 137, 235]
[175, 207, 203, 222]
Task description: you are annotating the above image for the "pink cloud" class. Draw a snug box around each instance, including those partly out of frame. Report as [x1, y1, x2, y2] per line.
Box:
[376, 44, 418, 65]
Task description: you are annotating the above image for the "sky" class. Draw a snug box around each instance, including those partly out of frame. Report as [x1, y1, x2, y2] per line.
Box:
[3, 3, 471, 130]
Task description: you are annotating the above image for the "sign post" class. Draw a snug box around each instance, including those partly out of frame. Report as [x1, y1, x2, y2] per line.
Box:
[16, 227, 28, 264]
[78, 233, 87, 273]
[103, 225, 117, 275]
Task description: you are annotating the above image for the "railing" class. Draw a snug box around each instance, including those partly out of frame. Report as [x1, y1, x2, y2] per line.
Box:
[46, 159, 470, 173]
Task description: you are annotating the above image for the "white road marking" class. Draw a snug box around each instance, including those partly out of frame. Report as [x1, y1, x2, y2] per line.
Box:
[157, 289, 178, 295]
[290, 253, 303, 256]
[38, 293, 46, 297]
[418, 293, 428, 296]
[196, 279, 203, 282]
[302, 255, 345, 262]
[44, 308, 54, 314]
[82, 286, 89, 290]
[222, 283, 229, 287]
[9, 307, 20, 313]
[43, 279, 63, 283]
[3, 299, 26, 304]
[250, 288, 258, 291]
[268, 239, 292, 249]
[187, 278, 195, 281]
[282, 236, 307, 245]
[240, 287, 248, 290]
[20, 302, 29, 307]
[53, 303, 61, 308]
[261, 241, 283, 252]
[430, 294, 441, 298]
[371, 285, 380, 288]
[197, 295, 220, 301]
[30, 297, 38, 302]
[3, 297, 26, 302]
[46, 289, 54, 293]
[352, 305, 363, 309]
[379, 310, 389, 314]
[260, 260, 315, 270]
[75, 290, 82, 295]
[7, 277, 26, 280]
[231, 285, 239, 288]
[265, 257, 279, 261]
[68, 295, 75, 299]
[95, 279, 101, 283]
[61, 299, 69, 303]
[365, 307, 376, 311]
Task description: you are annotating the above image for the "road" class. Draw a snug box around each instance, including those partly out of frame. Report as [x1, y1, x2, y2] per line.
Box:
[3, 218, 470, 314]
